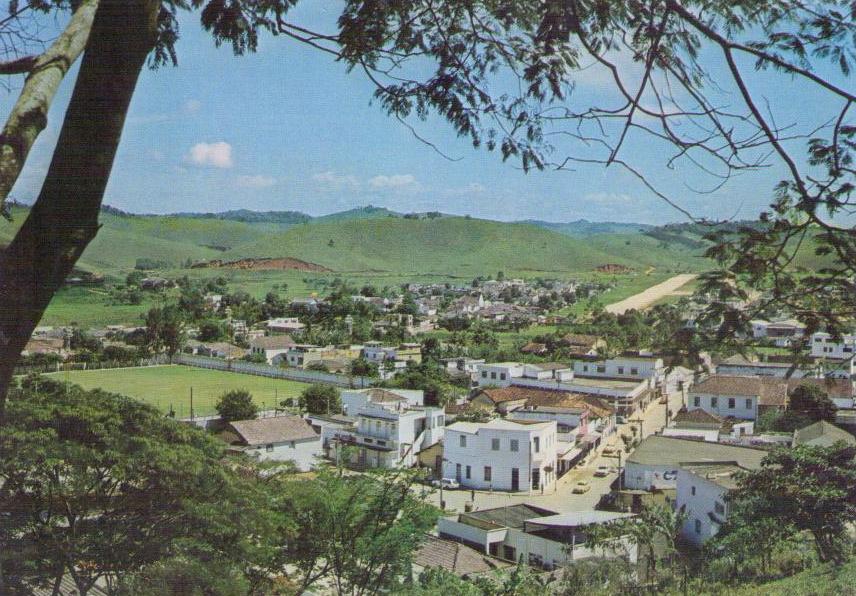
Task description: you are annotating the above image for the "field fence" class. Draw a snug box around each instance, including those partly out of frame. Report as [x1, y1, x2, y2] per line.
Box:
[175, 354, 372, 388]
[15, 354, 171, 377]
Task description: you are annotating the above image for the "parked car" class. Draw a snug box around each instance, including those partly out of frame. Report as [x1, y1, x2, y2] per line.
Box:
[602, 446, 618, 457]
[594, 465, 611, 477]
[432, 478, 460, 490]
[572, 480, 591, 494]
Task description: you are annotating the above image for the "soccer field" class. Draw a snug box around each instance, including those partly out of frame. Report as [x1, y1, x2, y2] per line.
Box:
[45, 365, 313, 417]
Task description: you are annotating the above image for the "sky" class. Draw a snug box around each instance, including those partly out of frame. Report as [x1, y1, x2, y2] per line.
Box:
[3, 2, 849, 225]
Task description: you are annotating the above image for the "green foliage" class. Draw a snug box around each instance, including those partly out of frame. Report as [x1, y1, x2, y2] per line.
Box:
[197, 318, 228, 342]
[269, 467, 438, 594]
[298, 383, 342, 415]
[216, 389, 258, 421]
[145, 305, 185, 356]
[0, 378, 276, 595]
[789, 384, 837, 423]
[724, 445, 856, 564]
[350, 356, 379, 377]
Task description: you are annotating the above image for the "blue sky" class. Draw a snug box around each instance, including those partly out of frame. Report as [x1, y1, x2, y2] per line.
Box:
[5, 2, 848, 225]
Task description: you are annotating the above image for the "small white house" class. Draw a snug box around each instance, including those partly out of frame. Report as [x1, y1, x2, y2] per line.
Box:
[443, 419, 558, 492]
[810, 331, 856, 360]
[345, 402, 445, 469]
[266, 317, 305, 334]
[223, 415, 321, 471]
[249, 335, 297, 364]
[676, 462, 747, 547]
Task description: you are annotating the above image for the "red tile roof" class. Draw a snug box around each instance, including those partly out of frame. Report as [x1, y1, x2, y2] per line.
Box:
[691, 375, 789, 406]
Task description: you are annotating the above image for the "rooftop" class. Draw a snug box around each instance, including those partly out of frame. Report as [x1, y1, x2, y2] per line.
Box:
[447, 418, 555, 434]
[458, 503, 557, 530]
[793, 420, 856, 447]
[227, 415, 319, 446]
[250, 335, 296, 349]
[627, 436, 768, 469]
[525, 511, 634, 528]
[691, 375, 788, 406]
[680, 461, 749, 490]
[672, 408, 723, 426]
[413, 535, 508, 576]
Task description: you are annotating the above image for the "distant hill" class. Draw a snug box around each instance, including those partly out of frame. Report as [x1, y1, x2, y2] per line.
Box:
[522, 219, 653, 236]
[170, 208, 311, 225]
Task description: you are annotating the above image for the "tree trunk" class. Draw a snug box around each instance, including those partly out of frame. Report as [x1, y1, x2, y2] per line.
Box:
[0, 0, 160, 423]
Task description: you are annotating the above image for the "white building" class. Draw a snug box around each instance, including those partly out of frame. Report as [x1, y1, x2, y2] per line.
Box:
[810, 331, 856, 360]
[437, 504, 637, 569]
[340, 387, 425, 415]
[443, 419, 558, 492]
[346, 402, 445, 469]
[266, 317, 305, 334]
[676, 462, 747, 547]
[688, 375, 788, 421]
[249, 335, 297, 365]
[223, 415, 322, 471]
[750, 319, 806, 347]
[623, 436, 767, 492]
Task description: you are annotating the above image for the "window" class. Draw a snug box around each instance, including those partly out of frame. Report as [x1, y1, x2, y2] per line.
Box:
[491, 372, 497, 380]
[500, 373, 507, 380]
[745, 398, 752, 410]
[728, 398, 735, 409]
[711, 397, 718, 408]
[694, 519, 702, 534]
[510, 439, 519, 452]
[631, 367, 639, 375]
[482, 371, 488, 378]
[691, 486, 696, 496]
[597, 365, 606, 373]
[466, 465, 471, 479]
[693, 396, 700, 407]
[266, 444, 274, 452]
[714, 501, 725, 515]
[459, 435, 467, 448]
[583, 365, 588, 372]
[617, 367, 624, 375]
[492, 438, 500, 451]
[528, 553, 543, 567]
[484, 466, 492, 481]
[533, 437, 540, 453]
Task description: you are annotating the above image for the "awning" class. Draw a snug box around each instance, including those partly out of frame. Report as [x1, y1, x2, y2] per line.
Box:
[579, 432, 602, 444]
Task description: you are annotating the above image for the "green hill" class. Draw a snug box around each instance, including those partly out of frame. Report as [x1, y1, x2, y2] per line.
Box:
[224, 216, 705, 275]
[522, 219, 653, 236]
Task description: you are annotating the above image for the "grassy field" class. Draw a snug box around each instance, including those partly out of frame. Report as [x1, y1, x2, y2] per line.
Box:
[45, 365, 312, 418]
[725, 559, 856, 595]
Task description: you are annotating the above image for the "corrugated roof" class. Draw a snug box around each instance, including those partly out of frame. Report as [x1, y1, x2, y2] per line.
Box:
[228, 415, 319, 446]
[673, 408, 723, 426]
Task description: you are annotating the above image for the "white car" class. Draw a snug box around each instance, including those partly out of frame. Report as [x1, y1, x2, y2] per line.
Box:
[594, 465, 611, 477]
[432, 478, 460, 490]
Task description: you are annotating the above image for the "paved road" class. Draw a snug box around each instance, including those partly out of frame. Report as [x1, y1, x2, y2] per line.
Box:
[422, 389, 686, 515]
[605, 274, 697, 314]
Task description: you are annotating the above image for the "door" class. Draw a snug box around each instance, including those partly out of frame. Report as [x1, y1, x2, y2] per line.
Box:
[531, 468, 540, 490]
[434, 455, 442, 479]
[511, 467, 519, 491]
[455, 463, 462, 482]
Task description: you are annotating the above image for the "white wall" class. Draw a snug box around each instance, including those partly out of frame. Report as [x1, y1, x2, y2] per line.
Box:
[676, 469, 729, 547]
[623, 461, 681, 491]
[810, 332, 856, 359]
[688, 392, 758, 420]
[443, 423, 557, 491]
[247, 436, 322, 471]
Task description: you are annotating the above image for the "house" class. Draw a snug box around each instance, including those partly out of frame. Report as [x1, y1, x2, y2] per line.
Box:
[289, 297, 319, 313]
[715, 354, 822, 378]
[676, 462, 747, 547]
[520, 342, 549, 356]
[21, 337, 67, 358]
[249, 335, 297, 365]
[285, 344, 363, 369]
[750, 319, 806, 347]
[787, 377, 855, 410]
[810, 331, 856, 360]
[338, 401, 445, 469]
[265, 317, 305, 334]
[141, 277, 173, 290]
[559, 333, 605, 357]
[194, 341, 247, 360]
[438, 504, 637, 569]
[688, 375, 788, 420]
[662, 409, 755, 443]
[340, 387, 424, 415]
[442, 357, 486, 380]
[623, 436, 767, 491]
[362, 342, 422, 365]
[443, 419, 558, 492]
[203, 293, 223, 309]
[412, 535, 509, 578]
[222, 415, 321, 470]
[792, 420, 856, 447]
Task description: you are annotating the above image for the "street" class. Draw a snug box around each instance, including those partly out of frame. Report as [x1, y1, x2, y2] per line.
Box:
[421, 388, 686, 515]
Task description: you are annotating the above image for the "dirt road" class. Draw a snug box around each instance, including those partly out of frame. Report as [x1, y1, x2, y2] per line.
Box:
[605, 273, 697, 314]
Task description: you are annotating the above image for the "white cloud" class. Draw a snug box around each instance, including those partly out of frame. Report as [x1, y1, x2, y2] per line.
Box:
[311, 170, 360, 191]
[584, 192, 635, 205]
[236, 174, 276, 188]
[183, 99, 202, 114]
[368, 174, 417, 190]
[187, 142, 233, 169]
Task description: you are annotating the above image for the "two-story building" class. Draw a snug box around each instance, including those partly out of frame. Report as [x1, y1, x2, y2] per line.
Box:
[443, 419, 558, 492]
[265, 317, 305, 334]
[809, 331, 856, 360]
[345, 402, 445, 469]
[340, 387, 424, 415]
[676, 462, 747, 547]
[688, 375, 788, 420]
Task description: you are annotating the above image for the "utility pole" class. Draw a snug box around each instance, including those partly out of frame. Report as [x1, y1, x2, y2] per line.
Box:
[617, 450, 623, 491]
[190, 386, 194, 420]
